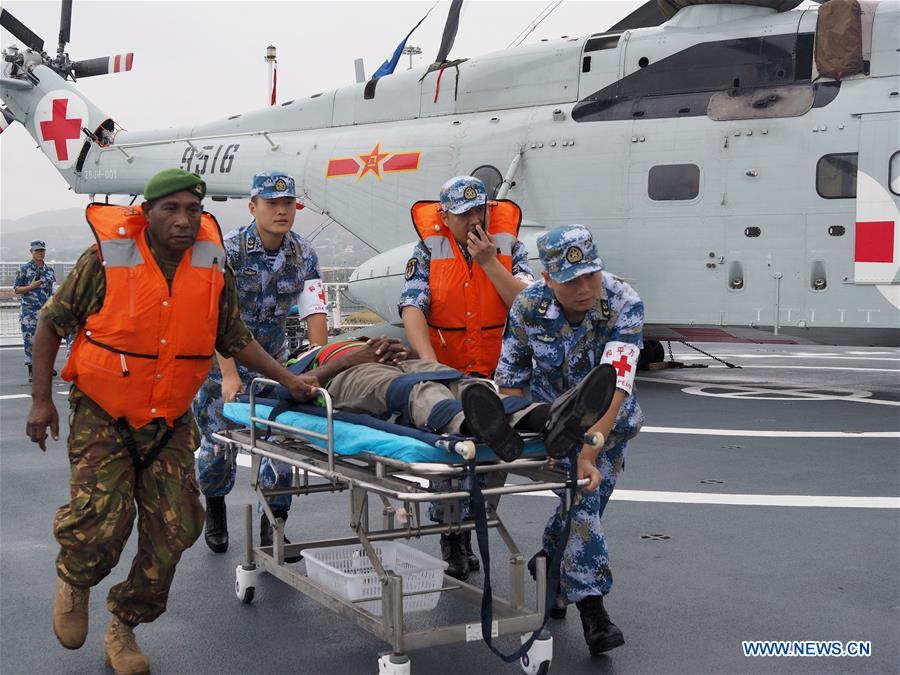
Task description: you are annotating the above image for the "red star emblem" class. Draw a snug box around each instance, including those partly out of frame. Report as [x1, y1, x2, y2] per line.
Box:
[357, 143, 390, 179]
[40, 98, 82, 161]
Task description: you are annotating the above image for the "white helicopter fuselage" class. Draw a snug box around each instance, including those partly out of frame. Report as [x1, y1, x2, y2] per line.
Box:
[3, 2, 898, 344]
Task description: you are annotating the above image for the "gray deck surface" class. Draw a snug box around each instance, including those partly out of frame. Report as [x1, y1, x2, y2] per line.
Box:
[1, 343, 898, 674]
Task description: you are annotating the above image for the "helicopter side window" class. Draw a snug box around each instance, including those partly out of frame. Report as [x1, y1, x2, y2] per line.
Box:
[648, 164, 700, 201]
[890, 152, 900, 197]
[816, 153, 858, 199]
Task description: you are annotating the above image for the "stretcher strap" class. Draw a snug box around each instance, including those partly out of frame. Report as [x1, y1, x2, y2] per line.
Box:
[247, 396, 465, 447]
[385, 370, 463, 426]
[467, 455, 577, 663]
[426, 399, 463, 431]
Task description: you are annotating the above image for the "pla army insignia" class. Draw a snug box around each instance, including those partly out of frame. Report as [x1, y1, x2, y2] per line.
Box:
[463, 186, 477, 201]
[192, 183, 203, 196]
[405, 257, 417, 281]
[245, 236, 257, 252]
[537, 298, 551, 316]
[242, 268, 258, 276]
[565, 246, 584, 264]
[600, 298, 610, 318]
[274, 178, 288, 192]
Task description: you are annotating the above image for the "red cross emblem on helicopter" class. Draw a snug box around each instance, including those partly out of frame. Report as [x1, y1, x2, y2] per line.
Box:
[34, 92, 88, 168]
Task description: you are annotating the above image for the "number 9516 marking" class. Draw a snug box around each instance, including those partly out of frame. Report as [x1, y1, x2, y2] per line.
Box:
[181, 143, 240, 175]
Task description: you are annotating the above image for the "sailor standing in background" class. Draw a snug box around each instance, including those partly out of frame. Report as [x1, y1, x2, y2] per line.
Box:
[194, 171, 328, 555]
[14, 239, 57, 381]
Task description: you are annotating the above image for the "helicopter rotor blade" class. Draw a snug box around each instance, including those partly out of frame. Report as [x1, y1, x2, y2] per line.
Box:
[72, 53, 134, 78]
[58, 0, 73, 53]
[0, 8, 45, 52]
[606, 0, 667, 32]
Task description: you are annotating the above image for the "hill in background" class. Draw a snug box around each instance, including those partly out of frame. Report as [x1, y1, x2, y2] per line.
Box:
[0, 200, 376, 270]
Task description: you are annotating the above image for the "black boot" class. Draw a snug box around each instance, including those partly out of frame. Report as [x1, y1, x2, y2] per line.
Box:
[461, 530, 480, 572]
[527, 551, 567, 619]
[27, 364, 32, 383]
[543, 363, 617, 459]
[260, 509, 302, 563]
[440, 533, 469, 580]
[460, 383, 523, 462]
[576, 595, 624, 655]
[203, 496, 228, 553]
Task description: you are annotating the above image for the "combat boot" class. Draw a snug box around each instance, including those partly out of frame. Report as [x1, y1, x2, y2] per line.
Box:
[440, 533, 468, 580]
[103, 615, 150, 675]
[52, 577, 90, 649]
[260, 509, 302, 563]
[460, 383, 523, 462]
[526, 551, 567, 619]
[543, 363, 616, 459]
[576, 595, 624, 655]
[461, 530, 480, 571]
[203, 496, 228, 553]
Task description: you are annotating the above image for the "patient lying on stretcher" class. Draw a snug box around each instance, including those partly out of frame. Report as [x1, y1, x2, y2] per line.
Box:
[267, 337, 615, 462]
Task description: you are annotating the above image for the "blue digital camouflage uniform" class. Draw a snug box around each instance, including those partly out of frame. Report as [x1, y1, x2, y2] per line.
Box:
[495, 229, 644, 604]
[399, 176, 536, 523]
[14, 256, 56, 365]
[194, 217, 322, 511]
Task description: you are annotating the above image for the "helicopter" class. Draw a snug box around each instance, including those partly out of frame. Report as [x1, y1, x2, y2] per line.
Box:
[2, 0, 898, 359]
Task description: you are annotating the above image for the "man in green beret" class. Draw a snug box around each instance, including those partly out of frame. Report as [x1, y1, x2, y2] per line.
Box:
[25, 168, 319, 675]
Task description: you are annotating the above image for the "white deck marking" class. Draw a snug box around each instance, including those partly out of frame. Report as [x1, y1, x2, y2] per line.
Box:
[0, 390, 70, 400]
[639, 375, 900, 406]
[518, 489, 900, 509]
[669, 353, 900, 362]
[642, 426, 899, 438]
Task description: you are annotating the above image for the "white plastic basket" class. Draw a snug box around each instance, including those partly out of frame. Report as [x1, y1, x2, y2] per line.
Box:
[301, 542, 448, 616]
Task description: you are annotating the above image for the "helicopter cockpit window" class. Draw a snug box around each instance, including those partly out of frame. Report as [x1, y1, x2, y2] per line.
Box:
[471, 165, 503, 199]
[890, 152, 900, 197]
[816, 153, 858, 199]
[648, 164, 700, 201]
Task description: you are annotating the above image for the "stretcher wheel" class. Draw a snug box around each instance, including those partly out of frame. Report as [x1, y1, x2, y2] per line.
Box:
[377, 653, 410, 675]
[235, 564, 258, 604]
[520, 630, 552, 674]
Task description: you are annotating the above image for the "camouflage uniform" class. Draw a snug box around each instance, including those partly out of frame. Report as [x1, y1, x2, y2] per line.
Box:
[495, 227, 644, 604]
[194, 218, 323, 510]
[14, 257, 56, 365]
[399, 176, 535, 523]
[41, 238, 253, 624]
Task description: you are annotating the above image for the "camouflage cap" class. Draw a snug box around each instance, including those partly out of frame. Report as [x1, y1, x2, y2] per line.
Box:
[440, 176, 487, 214]
[143, 168, 206, 201]
[30, 240, 47, 251]
[251, 171, 297, 199]
[537, 224, 604, 283]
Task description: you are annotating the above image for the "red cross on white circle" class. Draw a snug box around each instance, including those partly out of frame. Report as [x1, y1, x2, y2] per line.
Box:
[40, 99, 82, 161]
[33, 91, 89, 169]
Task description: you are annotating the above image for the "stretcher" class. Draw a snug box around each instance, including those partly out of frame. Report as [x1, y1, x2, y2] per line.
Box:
[213, 377, 588, 674]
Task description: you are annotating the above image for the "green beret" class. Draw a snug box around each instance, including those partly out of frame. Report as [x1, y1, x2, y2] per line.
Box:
[143, 168, 206, 202]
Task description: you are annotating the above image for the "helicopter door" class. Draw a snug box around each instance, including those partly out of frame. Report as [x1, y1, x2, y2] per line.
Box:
[853, 112, 900, 285]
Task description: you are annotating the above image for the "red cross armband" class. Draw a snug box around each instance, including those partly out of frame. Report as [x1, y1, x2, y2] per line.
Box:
[600, 341, 639, 396]
[297, 278, 327, 318]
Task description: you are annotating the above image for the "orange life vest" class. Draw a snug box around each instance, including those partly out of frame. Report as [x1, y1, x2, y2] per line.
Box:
[62, 203, 226, 428]
[411, 200, 522, 376]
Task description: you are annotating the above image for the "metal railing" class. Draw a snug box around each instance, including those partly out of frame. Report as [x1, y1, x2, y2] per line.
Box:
[0, 283, 374, 342]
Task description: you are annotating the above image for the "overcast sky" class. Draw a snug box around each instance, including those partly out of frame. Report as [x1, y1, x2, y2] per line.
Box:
[1, 0, 641, 221]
